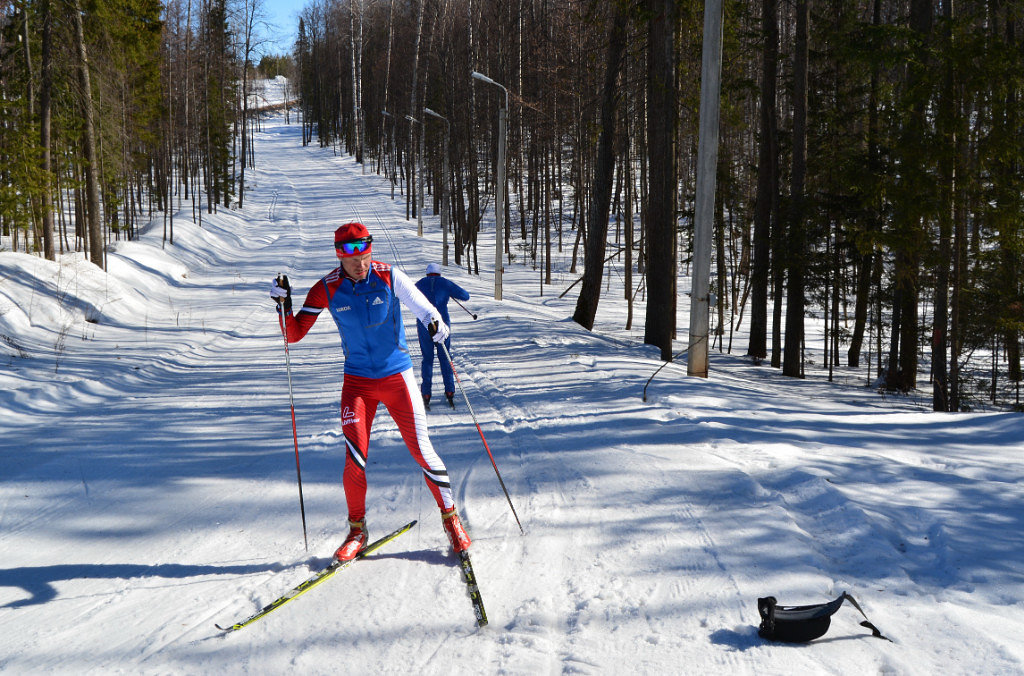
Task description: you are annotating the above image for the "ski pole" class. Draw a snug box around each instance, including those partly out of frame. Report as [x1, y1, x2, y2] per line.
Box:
[454, 298, 477, 320]
[275, 275, 309, 551]
[440, 342, 524, 534]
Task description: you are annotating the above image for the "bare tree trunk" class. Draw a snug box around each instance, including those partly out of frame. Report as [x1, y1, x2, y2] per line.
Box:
[408, 0, 425, 220]
[238, 0, 265, 208]
[350, 0, 363, 164]
[748, 0, 778, 361]
[71, 0, 105, 269]
[39, 0, 55, 260]
[573, 5, 627, 331]
[783, 0, 809, 378]
[715, 177, 727, 351]
[849, 0, 882, 370]
[887, 0, 932, 392]
[644, 0, 677, 360]
[950, 164, 966, 408]
[625, 121, 635, 331]
[21, 5, 39, 255]
[933, 0, 954, 410]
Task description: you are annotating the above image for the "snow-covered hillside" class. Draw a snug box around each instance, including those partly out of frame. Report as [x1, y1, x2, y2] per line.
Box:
[1, 107, 1022, 674]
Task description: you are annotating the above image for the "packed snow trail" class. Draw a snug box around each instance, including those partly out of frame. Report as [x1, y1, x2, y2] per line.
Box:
[2, 109, 1024, 674]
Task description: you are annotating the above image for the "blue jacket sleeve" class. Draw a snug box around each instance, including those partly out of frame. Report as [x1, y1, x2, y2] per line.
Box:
[446, 279, 470, 302]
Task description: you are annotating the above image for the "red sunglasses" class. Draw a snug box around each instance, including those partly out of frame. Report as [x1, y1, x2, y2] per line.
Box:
[335, 236, 373, 255]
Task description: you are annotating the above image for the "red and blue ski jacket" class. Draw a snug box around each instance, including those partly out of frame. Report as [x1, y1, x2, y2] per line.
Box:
[281, 261, 443, 379]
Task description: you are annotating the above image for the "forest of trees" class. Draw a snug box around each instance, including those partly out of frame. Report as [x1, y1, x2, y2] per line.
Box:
[292, 0, 1022, 412]
[2, 0, 1022, 412]
[0, 0, 263, 266]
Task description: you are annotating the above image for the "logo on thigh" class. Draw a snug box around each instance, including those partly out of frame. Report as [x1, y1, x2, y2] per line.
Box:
[342, 406, 361, 426]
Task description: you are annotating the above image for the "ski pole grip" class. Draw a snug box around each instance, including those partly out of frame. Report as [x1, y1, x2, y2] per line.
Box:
[274, 274, 292, 311]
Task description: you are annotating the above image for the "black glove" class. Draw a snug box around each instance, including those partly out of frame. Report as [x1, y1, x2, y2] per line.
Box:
[271, 275, 292, 313]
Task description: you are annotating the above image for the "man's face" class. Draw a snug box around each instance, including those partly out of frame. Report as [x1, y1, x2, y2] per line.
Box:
[340, 252, 372, 280]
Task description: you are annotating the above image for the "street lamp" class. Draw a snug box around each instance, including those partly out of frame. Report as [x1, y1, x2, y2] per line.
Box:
[423, 107, 451, 266]
[405, 114, 424, 237]
[471, 70, 507, 301]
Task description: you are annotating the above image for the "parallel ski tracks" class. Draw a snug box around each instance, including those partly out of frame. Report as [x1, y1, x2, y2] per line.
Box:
[443, 313, 753, 669]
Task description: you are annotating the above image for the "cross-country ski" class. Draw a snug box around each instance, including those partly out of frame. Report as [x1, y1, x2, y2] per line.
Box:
[216, 520, 417, 633]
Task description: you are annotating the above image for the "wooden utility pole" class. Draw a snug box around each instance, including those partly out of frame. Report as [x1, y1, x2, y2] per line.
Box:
[688, 0, 724, 377]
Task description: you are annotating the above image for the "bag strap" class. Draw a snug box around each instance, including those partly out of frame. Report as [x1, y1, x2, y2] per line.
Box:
[757, 596, 776, 634]
[842, 593, 893, 642]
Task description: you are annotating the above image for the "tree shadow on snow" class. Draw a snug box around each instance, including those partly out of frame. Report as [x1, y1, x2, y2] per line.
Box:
[0, 560, 288, 609]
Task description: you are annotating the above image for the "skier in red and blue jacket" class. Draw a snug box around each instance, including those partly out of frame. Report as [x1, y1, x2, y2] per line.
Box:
[415, 263, 470, 410]
[270, 222, 471, 561]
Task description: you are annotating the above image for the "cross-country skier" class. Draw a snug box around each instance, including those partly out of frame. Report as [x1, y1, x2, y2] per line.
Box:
[270, 222, 472, 561]
[415, 263, 470, 410]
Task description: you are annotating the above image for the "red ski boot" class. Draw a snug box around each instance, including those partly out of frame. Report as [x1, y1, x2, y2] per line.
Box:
[441, 507, 471, 553]
[334, 519, 367, 562]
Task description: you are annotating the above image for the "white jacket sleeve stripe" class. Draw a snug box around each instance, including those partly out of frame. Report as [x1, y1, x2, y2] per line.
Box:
[393, 267, 442, 328]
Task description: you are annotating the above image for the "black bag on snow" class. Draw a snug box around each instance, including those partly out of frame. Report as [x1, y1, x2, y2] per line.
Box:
[757, 592, 891, 643]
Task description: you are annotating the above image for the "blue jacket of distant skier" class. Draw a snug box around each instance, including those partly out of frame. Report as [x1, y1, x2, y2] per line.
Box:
[414, 274, 470, 329]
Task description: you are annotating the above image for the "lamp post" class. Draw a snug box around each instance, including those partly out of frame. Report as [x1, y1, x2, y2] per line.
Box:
[405, 114, 424, 236]
[471, 70, 507, 301]
[423, 107, 451, 266]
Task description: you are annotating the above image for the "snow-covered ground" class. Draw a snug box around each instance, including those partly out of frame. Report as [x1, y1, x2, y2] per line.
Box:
[249, 75, 294, 111]
[2, 107, 1023, 674]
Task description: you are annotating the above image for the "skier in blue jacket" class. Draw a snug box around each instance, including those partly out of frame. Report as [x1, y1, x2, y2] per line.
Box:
[415, 263, 470, 410]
